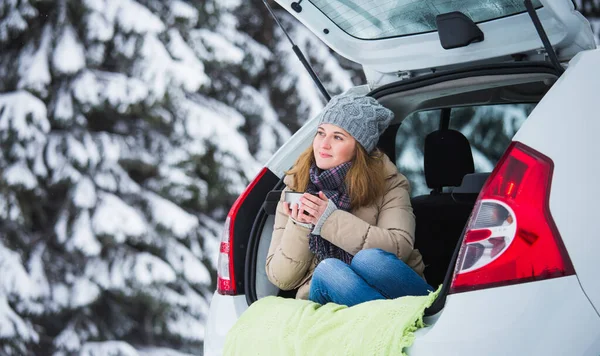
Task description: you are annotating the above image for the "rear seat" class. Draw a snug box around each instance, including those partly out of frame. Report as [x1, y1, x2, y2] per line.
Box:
[452, 172, 490, 202]
[411, 129, 477, 287]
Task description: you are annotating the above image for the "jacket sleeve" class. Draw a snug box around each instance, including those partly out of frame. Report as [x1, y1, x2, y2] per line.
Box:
[265, 190, 315, 290]
[319, 176, 416, 261]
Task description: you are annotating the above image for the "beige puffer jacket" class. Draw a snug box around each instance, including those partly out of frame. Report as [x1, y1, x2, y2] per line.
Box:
[265, 155, 426, 299]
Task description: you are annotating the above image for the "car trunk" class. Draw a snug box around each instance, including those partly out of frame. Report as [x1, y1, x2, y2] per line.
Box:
[243, 61, 561, 314]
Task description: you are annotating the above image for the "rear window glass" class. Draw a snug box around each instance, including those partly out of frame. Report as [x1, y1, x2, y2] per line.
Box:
[395, 104, 536, 196]
[309, 0, 543, 40]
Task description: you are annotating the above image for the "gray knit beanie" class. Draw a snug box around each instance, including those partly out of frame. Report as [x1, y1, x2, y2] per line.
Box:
[317, 94, 394, 153]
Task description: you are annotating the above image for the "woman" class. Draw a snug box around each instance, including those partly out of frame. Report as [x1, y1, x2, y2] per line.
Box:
[265, 94, 432, 307]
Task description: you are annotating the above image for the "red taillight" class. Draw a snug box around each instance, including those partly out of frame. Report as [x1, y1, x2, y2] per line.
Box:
[450, 142, 575, 294]
[217, 168, 267, 295]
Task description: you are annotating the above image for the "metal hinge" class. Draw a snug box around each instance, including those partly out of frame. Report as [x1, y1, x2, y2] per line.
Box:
[536, 47, 548, 57]
[396, 70, 413, 80]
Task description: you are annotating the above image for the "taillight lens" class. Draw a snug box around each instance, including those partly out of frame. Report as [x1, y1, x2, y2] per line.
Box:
[216, 168, 267, 295]
[450, 142, 575, 294]
[217, 217, 233, 294]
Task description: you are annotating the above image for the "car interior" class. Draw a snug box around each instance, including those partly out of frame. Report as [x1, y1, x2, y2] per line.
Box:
[246, 64, 561, 304]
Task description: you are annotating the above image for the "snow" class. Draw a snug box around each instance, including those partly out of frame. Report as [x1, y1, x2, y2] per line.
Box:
[0, 296, 38, 342]
[115, 166, 142, 194]
[72, 70, 148, 113]
[0, 241, 50, 319]
[165, 309, 205, 341]
[165, 241, 211, 285]
[82, 0, 120, 20]
[234, 33, 273, 76]
[53, 86, 75, 122]
[70, 277, 100, 308]
[145, 192, 199, 239]
[94, 172, 118, 192]
[18, 24, 52, 96]
[67, 135, 90, 168]
[52, 25, 86, 75]
[180, 95, 261, 181]
[138, 347, 196, 356]
[51, 283, 70, 310]
[99, 71, 148, 112]
[0, 244, 37, 299]
[96, 133, 121, 163]
[234, 85, 292, 163]
[0, 192, 23, 222]
[95, 252, 177, 288]
[86, 11, 114, 42]
[198, 215, 222, 270]
[168, 0, 198, 22]
[114, 33, 138, 59]
[85, 249, 184, 292]
[397, 138, 423, 171]
[0, 0, 37, 43]
[216, 0, 242, 10]
[26, 245, 51, 311]
[154, 285, 209, 316]
[472, 148, 496, 172]
[83, 0, 166, 36]
[162, 167, 204, 189]
[277, 59, 323, 121]
[3, 162, 37, 190]
[53, 324, 81, 352]
[133, 252, 177, 285]
[74, 177, 98, 208]
[45, 135, 66, 170]
[55, 211, 69, 244]
[275, 12, 356, 121]
[44, 135, 84, 184]
[135, 33, 209, 98]
[92, 193, 147, 242]
[501, 105, 528, 137]
[80, 341, 138, 356]
[0, 91, 49, 142]
[118, 0, 165, 34]
[190, 29, 245, 64]
[84, 134, 101, 167]
[69, 210, 102, 256]
[167, 29, 209, 84]
[33, 150, 48, 178]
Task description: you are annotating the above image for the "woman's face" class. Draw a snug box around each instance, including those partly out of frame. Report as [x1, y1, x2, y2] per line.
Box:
[313, 124, 357, 170]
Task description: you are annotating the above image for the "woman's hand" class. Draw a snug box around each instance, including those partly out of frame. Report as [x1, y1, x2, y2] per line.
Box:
[282, 201, 314, 225]
[299, 192, 329, 225]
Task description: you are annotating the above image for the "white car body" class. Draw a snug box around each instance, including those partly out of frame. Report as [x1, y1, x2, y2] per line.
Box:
[407, 49, 600, 355]
[205, 1, 600, 354]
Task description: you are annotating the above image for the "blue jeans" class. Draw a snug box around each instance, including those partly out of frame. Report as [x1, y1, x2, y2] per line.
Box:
[309, 248, 433, 307]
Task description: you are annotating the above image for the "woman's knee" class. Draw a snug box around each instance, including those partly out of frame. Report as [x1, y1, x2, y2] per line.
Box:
[313, 258, 347, 282]
[352, 248, 396, 269]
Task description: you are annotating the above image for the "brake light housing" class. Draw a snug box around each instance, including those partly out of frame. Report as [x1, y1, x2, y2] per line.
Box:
[450, 142, 575, 294]
[217, 168, 267, 295]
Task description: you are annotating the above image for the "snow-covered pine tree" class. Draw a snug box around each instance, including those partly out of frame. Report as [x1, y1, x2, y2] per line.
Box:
[0, 0, 356, 354]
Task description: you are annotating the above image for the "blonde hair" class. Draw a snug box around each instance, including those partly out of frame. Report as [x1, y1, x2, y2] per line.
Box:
[285, 144, 388, 209]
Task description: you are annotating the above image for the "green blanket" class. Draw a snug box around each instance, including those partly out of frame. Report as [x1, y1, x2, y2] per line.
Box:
[224, 289, 439, 356]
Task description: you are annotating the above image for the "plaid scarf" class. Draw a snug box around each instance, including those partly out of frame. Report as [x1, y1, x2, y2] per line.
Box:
[306, 161, 353, 264]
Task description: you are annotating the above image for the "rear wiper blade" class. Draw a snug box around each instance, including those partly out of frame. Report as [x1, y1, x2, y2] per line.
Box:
[524, 0, 565, 75]
[262, 0, 332, 102]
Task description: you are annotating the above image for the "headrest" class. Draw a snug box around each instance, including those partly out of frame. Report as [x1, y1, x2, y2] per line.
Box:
[424, 129, 474, 189]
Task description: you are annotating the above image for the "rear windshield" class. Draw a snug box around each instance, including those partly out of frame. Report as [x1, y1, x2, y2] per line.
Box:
[310, 0, 543, 40]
